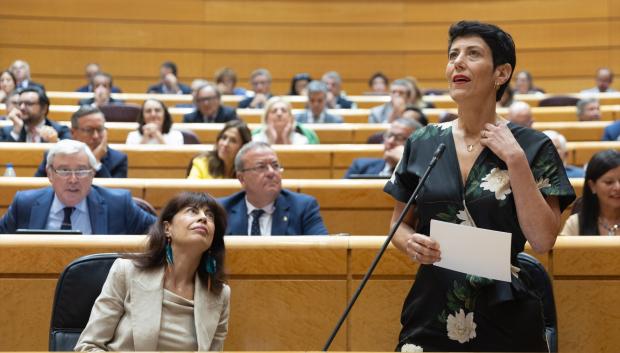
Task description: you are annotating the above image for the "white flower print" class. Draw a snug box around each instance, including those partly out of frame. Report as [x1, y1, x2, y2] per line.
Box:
[446, 309, 477, 344]
[480, 168, 512, 200]
[536, 177, 551, 190]
[456, 209, 474, 227]
[401, 343, 424, 352]
[437, 121, 452, 130]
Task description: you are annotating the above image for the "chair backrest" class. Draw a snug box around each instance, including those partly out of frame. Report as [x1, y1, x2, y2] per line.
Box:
[49, 253, 120, 351]
[100, 104, 141, 122]
[538, 95, 580, 107]
[132, 196, 157, 216]
[180, 129, 201, 144]
[517, 252, 558, 352]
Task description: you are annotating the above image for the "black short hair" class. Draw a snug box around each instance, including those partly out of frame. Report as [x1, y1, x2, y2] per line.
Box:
[161, 61, 178, 77]
[448, 20, 516, 101]
[18, 86, 49, 115]
[368, 72, 389, 88]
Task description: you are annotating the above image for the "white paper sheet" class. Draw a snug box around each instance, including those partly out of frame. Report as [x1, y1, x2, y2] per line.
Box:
[430, 219, 512, 282]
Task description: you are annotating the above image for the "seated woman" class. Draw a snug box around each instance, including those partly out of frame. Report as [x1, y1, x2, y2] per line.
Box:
[288, 73, 312, 96]
[252, 96, 318, 144]
[0, 70, 17, 103]
[187, 120, 252, 179]
[75, 192, 230, 351]
[561, 149, 620, 235]
[126, 99, 184, 145]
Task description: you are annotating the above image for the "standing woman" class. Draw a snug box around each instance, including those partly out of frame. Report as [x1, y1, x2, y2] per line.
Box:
[75, 192, 229, 351]
[384, 21, 575, 352]
[126, 98, 184, 145]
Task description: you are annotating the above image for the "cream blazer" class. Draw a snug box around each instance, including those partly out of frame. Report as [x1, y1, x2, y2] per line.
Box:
[74, 258, 230, 351]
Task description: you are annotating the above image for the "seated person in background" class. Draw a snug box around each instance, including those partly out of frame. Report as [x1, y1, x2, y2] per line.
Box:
[238, 68, 273, 109]
[602, 119, 620, 141]
[0, 90, 20, 120]
[322, 71, 356, 109]
[35, 106, 128, 178]
[561, 149, 620, 235]
[581, 67, 616, 94]
[75, 192, 230, 351]
[403, 77, 434, 109]
[77, 72, 124, 107]
[507, 101, 533, 127]
[214, 67, 246, 96]
[289, 73, 312, 95]
[253, 96, 318, 145]
[0, 87, 71, 142]
[188, 120, 252, 179]
[0, 140, 156, 234]
[0, 70, 17, 103]
[147, 61, 192, 94]
[543, 130, 585, 178]
[126, 98, 183, 145]
[76, 63, 122, 93]
[219, 142, 328, 235]
[183, 83, 238, 123]
[10, 59, 45, 91]
[513, 70, 544, 94]
[295, 80, 343, 124]
[367, 72, 389, 95]
[496, 84, 514, 108]
[369, 79, 414, 123]
[402, 105, 428, 126]
[576, 97, 601, 121]
[346, 118, 419, 178]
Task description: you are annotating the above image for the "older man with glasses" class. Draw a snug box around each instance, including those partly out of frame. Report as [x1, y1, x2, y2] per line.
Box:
[219, 141, 328, 236]
[183, 83, 238, 123]
[34, 106, 128, 178]
[0, 139, 156, 234]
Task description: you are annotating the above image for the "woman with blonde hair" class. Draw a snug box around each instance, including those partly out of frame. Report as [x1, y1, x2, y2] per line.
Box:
[252, 96, 318, 144]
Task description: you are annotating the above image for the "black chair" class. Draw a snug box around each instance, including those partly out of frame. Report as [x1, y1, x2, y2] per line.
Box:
[517, 252, 558, 352]
[49, 253, 120, 351]
[180, 129, 201, 144]
[538, 95, 580, 107]
[100, 104, 141, 122]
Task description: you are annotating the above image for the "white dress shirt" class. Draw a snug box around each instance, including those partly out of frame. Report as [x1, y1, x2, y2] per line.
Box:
[46, 195, 92, 234]
[245, 198, 275, 236]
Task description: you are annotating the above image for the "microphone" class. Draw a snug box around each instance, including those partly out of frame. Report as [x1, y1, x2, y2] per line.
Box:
[322, 143, 446, 351]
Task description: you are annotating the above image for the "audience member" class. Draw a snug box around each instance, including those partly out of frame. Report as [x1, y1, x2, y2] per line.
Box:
[253, 97, 317, 145]
[238, 69, 273, 108]
[561, 149, 620, 235]
[369, 79, 413, 123]
[219, 142, 328, 235]
[77, 72, 123, 107]
[0, 90, 19, 120]
[76, 63, 122, 93]
[0, 70, 17, 103]
[496, 84, 514, 108]
[9, 59, 45, 91]
[581, 67, 616, 94]
[188, 120, 252, 179]
[295, 80, 343, 124]
[507, 101, 533, 127]
[126, 99, 183, 145]
[35, 106, 128, 178]
[576, 97, 601, 121]
[0, 140, 155, 234]
[543, 130, 585, 178]
[367, 72, 389, 95]
[322, 71, 356, 109]
[214, 67, 246, 96]
[403, 77, 433, 108]
[0, 87, 71, 142]
[75, 192, 229, 351]
[183, 83, 238, 123]
[514, 70, 544, 94]
[147, 61, 192, 94]
[346, 118, 419, 178]
[402, 105, 428, 126]
[289, 73, 312, 95]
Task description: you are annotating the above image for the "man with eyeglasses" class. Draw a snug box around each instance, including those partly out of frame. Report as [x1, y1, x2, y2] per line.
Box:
[238, 69, 273, 109]
[369, 79, 414, 124]
[34, 106, 128, 178]
[0, 86, 71, 143]
[147, 61, 192, 95]
[345, 118, 420, 178]
[183, 83, 238, 123]
[219, 141, 328, 236]
[0, 139, 156, 234]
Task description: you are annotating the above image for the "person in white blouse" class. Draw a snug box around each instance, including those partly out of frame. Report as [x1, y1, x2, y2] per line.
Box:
[125, 98, 183, 145]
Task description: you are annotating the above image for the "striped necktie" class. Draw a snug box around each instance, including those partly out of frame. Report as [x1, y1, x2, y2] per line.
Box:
[60, 207, 75, 230]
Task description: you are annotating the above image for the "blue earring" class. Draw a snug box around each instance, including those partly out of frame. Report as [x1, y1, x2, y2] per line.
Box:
[165, 238, 174, 265]
[205, 253, 216, 274]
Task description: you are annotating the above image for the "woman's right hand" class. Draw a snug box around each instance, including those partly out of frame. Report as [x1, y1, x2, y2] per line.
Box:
[405, 232, 441, 264]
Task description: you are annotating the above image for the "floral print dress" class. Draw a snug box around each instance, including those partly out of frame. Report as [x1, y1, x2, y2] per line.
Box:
[384, 122, 575, 352]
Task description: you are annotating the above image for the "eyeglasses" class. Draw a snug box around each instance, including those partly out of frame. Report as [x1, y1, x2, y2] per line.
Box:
[77, 127, 106, 135]
[18, 101, 39, 107]
[383, 132, 409, 143]
[240, 161, 283, 173]
[51, 168, 94, 178]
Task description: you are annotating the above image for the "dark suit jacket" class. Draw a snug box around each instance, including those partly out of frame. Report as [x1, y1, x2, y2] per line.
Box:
[34, 148, 128, 178]
[0, 118, 72, 142]
[336, 95, 354, 109]
[602, 120, 620, 141]
[18, 80, 46, 92]
[344, 158, 387, 178]
[218, 189, 328, 235]
[77, 97, 124, 106]
[76, 84, 122, 93]
[0, 185, 156, 234]
[146, 82, 191, 94]
[183, 106, 238, 123]
[237, 94, 273, 109]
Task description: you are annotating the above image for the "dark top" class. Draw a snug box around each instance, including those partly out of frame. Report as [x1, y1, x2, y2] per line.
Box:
[182, 106, 238, 123]
[237, 94, 273, 109]
[384, 122, 575, 351]
[35, 148, 128, 178]
[146, 82, 191, 94]
[76, 84, 122, 93]
[0, 118, 72, 142]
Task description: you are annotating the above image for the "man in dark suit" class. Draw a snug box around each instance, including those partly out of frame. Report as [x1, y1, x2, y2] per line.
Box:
[75, 63, 122, 93]
[295, 80, 343, 124]
[10, 59, 46, 91]
[345, 118, 419, 178]
[183, 83, 238, 123]
[34, 106, 128, 178]
[0, 140, 155, 234]
[219, 142, 328, 236]
[77, 72, 124, 107]
[238, 68, 273, 109]
[0, 87, 71, 142]
[147, 61, 191, 94]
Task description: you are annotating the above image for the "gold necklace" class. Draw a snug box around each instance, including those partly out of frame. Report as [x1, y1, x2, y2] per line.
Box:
[598, 217, 619, 235]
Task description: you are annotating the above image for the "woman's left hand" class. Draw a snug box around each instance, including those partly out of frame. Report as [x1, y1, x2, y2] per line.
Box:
[480, 121, 525, 164]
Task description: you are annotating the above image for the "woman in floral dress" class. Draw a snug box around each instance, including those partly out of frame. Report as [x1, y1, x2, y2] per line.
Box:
[384, 21, 575, 352]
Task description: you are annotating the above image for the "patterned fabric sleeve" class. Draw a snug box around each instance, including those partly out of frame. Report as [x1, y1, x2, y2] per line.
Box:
[530, 138, 576, 212]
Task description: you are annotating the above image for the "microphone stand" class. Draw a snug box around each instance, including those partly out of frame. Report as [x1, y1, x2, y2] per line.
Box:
[322, 143, 446, 351]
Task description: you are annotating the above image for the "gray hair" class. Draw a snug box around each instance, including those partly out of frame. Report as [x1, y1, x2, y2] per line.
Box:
[71, 105, 105, 129]
[194, 82, 221, 100]
[509, 101, 531, 115]
[393, 117, 422, 131]
[46, 139, 98, 170]
[250, 68, 272, 82]
[542, 130, 567, 152]
[234, 141, 273, 172]
[321, 71, 342, 84]
[391, 79, 414, 98]
[306, 80, 328, 96]
[576, 98, 598, 117]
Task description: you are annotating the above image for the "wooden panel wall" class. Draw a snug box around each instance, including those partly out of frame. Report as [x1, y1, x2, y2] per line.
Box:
[0, 0, 618, 95]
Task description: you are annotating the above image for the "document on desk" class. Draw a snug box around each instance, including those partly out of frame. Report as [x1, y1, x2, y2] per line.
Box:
[430, 219, 512, 282]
